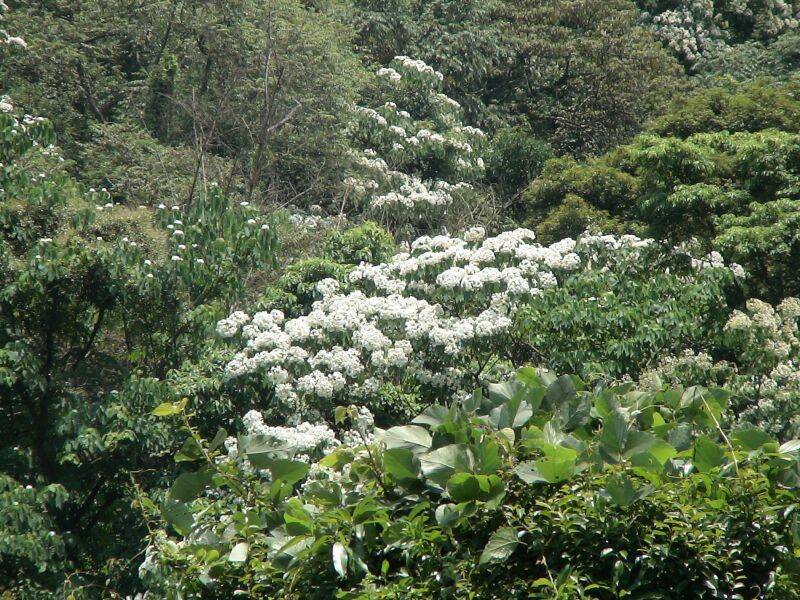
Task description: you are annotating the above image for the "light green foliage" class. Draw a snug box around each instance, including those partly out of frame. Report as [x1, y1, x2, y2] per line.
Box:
[515, 255, 732, 379]
[649, 79, 800, 138]
[323, 221, 396, 266]
[526, 83, 800, 300]
[142, 369, 800, 598]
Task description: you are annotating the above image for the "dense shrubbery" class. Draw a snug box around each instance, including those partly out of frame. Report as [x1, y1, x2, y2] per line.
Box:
[141, 369, 800, 598]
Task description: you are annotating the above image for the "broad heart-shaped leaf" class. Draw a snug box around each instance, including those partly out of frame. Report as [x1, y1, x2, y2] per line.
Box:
[668, 423, 693, 451]
[602, 474, 653, 507]
[515, 452, 576, 485]
[332, 542, 348, 578]
[379, 425, 432, 452]
[383, 448, 420, 481]
[412, 404, 451, 428]
[446, 473, 504, 503]
[545, 374, 577, 408]
[554, 393, 591, 430]
[473, 439, 501, 475]
[175, 436, 204, 462]
[252, 458, 309, 484]
[228, 542, 249, 563]
[435, 503, 465, 528]
[489, 395, 533, 430]
[419, 444, 474, 486]
[169, 468, 213, 502]
[622, 431, 659, 460]
[693, 436, 726, 473]
[599, 411, 631, 463]
[732, 428, 774, 451]
[479, 527, 519, 565]
[161, 498, 194, 535]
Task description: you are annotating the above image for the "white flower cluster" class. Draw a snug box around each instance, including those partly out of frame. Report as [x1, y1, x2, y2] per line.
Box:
[345, 57, 486, 224]
[642, 297, 800, 439]
[644, 0, 799, 64]
[219, 228, 685, 420]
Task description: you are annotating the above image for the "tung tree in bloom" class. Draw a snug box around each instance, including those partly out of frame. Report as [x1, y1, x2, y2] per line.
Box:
[216, 227, 738, 423]
[640, 0, 800, 66]
[344, 56, 489, 237]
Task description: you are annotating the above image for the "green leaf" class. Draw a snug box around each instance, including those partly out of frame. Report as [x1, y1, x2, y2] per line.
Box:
[332, 542, 348, 578]
[693, 436, 725, 473]
[732, 428, 774, 451]
[161, 498, 194, 535]
[169, 469, 212, 502]
[435, 503, 464, 528]
[599, 411, 630, 463]
[545, 374, 577, 407]
[229, 542, 249, 563]
[252, 458, 310, 484]
[515, 452, 576, 484]
[446, 473, 504, 503]
[412, 404, 450, 428]
[383, 448, 420, 481]
[152, 402, 181, 417]
[419, 444, 474, 486]
[209, 428, 228, 452]
[380, 425, 433, 452]
[175, 436, 204, 462]
[479, 527, 519, 565]
[602, 474, 653, 507]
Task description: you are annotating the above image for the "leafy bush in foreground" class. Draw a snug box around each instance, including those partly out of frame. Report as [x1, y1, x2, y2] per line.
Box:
[142, 369, 800, 598]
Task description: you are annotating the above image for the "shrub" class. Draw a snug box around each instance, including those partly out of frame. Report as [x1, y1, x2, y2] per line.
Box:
[141, 369, 800, 598]
[323, 222, 396, 266]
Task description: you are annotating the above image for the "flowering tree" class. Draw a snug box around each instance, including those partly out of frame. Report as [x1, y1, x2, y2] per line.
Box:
[217, 227, 739, 425]
[639, 0, 800, 66]
[343, 56, 489, 237]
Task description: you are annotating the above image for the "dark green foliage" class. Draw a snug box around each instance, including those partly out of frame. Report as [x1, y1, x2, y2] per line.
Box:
[486, 125, 553, 204]
[0, 108, 278, 595]
[533, 194, 636, 245]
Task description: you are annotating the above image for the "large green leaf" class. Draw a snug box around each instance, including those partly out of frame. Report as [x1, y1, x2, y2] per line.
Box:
[479, 527, 519, 565]
[412, 404, 451, 428]
[732, 428, 774, 451]
[380, 425, 433, 452]
[446, 473, 504, 503]
[602, 474, 653, 507]
[383, 448, 420, 481]
[693, 436, 725, 473]
[169, 469, 212, 502]
[599, 411, 631, 463]
[545, 374, 577, 407]
[254, 458, 310, 484]
[419, 444, 474, 486]
[161, 498, 194, 535]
